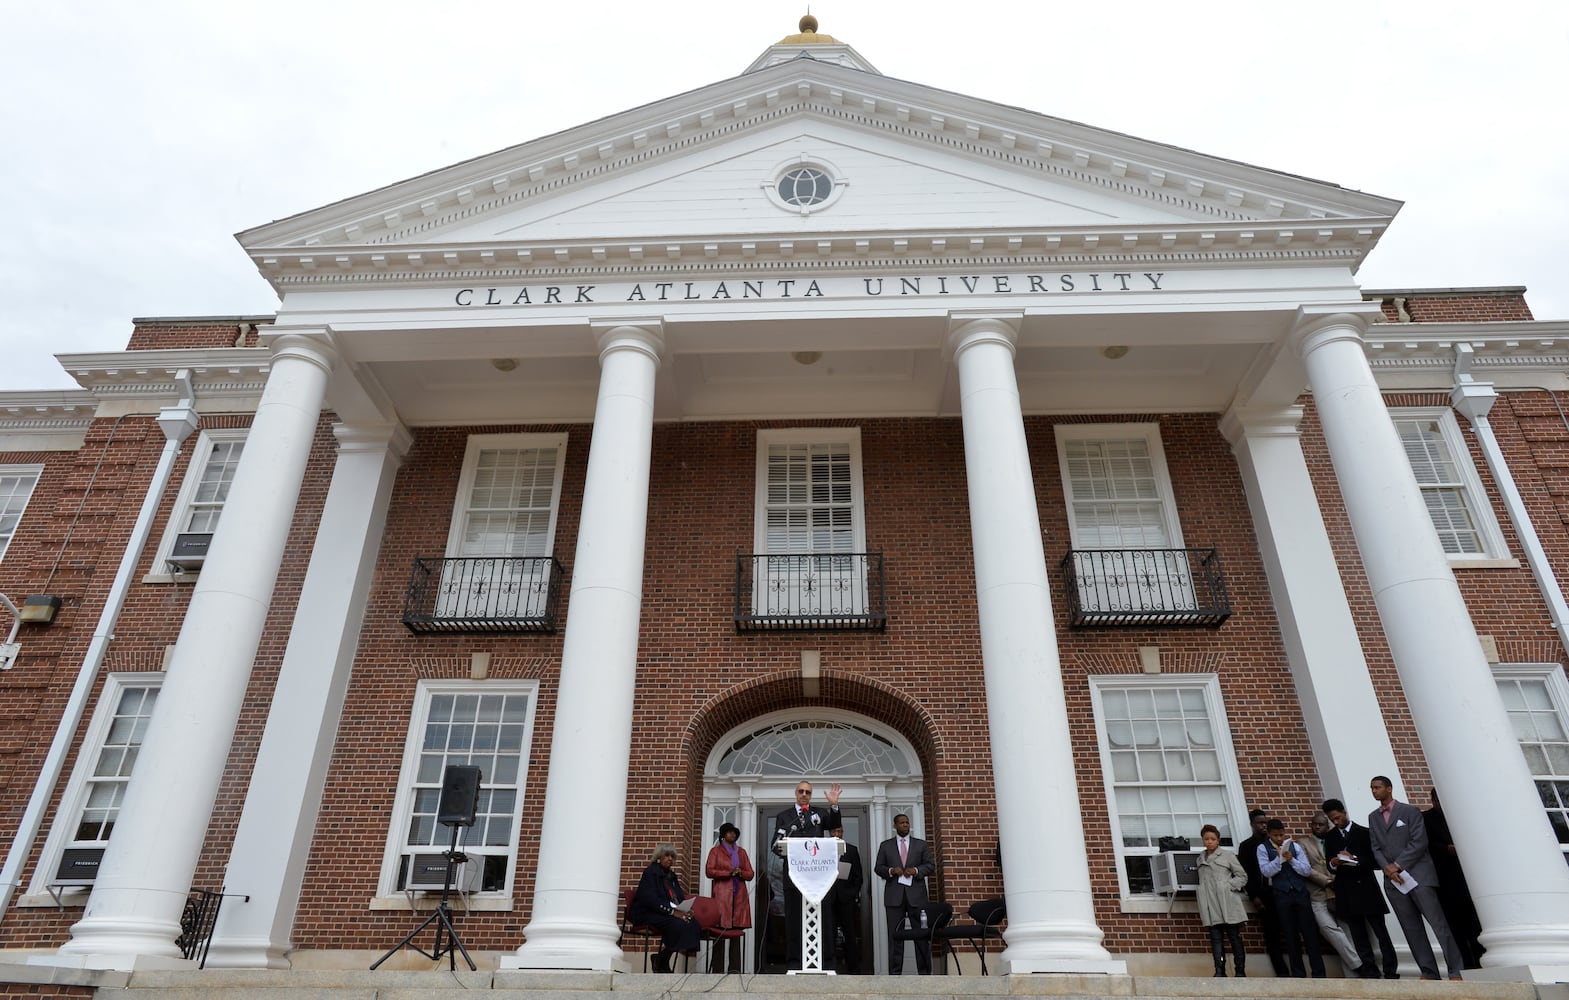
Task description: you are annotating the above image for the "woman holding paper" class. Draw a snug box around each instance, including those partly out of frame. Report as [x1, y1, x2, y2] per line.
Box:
[630, 843, 701, 972]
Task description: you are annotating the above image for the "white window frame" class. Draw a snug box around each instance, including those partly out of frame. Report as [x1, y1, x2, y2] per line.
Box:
[1055, 423, 1184, 549]
[1087, 673, 1248, 904]
[433, 432, 568, 622]
[1493, 663, 1569, 857]
[752, 428, 867, 553]
[1390, 407, 1510, 563]
[443, 433, 568, 558]
[751, 428, 868, 617]
[145, 428, 247, 581]
[0, 463, 43, 562]
[374, 679, 539, 910]
[24, 672, 164, 906]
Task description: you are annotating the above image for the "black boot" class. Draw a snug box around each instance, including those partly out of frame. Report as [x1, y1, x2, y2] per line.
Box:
[650, 950, 670, 974]
[1213, 964, 1226, 977]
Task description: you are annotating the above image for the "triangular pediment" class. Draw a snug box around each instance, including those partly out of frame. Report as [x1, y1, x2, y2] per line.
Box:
[240, 56, 1400, 284]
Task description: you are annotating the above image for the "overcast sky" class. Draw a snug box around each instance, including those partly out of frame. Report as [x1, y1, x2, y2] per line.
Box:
[2, 1, 1565, 392]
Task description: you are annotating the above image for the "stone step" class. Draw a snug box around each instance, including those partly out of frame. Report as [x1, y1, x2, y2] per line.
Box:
[4, 965, 1568, 1000]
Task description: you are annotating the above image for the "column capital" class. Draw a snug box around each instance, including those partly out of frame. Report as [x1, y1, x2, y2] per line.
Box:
[267, 332, 338, 376]
[332, 421, 414, 461]
[1288, 303, 1383, 359]
[1451, 376, 1499, 426]
[1218, 405, 1305, 446]
[591, 321, 664, 367]
[946, 312, 1022, 360]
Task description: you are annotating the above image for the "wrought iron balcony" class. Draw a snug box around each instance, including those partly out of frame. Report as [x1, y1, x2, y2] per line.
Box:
[1060, 548, 1231, 628]
[735, 552, 886, 631]
[403, 556, 564, 634]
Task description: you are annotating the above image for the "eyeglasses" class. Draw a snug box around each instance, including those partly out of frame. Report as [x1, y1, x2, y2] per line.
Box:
[795, 788, 811, 796]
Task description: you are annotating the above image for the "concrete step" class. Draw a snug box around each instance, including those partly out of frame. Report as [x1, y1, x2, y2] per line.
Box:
[4, 965, 1569, 1000]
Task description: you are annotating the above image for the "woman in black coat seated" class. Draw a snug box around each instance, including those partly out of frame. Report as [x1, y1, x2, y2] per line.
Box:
[629, 842, 702, 972]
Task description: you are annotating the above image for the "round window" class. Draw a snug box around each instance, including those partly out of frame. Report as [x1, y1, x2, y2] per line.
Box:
[777, 167, 833, 207]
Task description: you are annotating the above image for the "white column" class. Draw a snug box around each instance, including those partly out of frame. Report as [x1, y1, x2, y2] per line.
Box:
[947, 315, 1120, 974]
[1219, 406, 1400, 811]
[1451, 375, 1569, 658]
[1296, 307, 1569, 977]
[58, 334, 336, 968]
[202, 421, 411, 968]
[506, 323, 662, 971]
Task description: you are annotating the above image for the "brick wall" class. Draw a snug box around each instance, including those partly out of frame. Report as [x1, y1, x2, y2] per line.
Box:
[6, 392, 1568, 958]
[124, 319, 266, 351]
[1371, 289, 1534, 323]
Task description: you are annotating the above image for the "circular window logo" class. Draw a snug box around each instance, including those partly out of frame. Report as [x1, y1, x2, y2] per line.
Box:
[777, 167, 833, 207]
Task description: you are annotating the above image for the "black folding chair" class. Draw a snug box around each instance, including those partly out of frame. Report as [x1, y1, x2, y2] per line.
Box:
[936, 897, 1006, 975]
[621, 887, 658, 971]
[888, 901, 952, 974]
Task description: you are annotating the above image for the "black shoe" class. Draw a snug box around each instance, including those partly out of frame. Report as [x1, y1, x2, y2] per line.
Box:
[1383, 973, 1400, 980]
[650, 951, 670, 974]
[1358, 967, 1381, 979]
[1213, 968, 1226, 977]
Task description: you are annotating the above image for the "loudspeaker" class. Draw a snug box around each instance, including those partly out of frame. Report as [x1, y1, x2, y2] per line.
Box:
[437, 765, 483, 827]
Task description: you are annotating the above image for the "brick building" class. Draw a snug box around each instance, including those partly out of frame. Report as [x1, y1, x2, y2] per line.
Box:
[3, 17, 1569, 979]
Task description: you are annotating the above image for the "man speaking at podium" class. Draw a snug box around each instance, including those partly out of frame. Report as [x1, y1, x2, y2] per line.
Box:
[773, 780, 842, 969]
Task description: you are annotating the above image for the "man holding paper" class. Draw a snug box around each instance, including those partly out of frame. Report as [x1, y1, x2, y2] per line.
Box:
[874, 814, 935, 974]
[1368, 775, 1465, 980]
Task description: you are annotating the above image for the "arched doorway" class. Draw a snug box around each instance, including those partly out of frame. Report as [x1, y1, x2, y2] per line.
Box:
[701, 708, 925, 974]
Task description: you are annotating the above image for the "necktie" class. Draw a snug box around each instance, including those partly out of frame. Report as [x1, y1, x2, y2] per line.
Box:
[899, 838, 908, 866]
[800, 808, 808, 827]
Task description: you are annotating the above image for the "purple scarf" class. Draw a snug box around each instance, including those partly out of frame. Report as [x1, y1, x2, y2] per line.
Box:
[722, 841, 740, 873]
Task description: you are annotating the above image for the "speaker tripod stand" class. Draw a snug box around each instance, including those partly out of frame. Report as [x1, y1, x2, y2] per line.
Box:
[371, 822, 476, 971]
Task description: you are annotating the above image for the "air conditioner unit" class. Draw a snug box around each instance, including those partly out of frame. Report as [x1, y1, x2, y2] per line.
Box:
[1150, 850, 1203, 895]
[53, 847, 106, 887]
[401, 852, 483, 894]
[166, 532, 214, 571]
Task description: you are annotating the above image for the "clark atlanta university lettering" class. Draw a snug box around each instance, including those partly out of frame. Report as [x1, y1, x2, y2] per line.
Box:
[453, 271, 1168, 307]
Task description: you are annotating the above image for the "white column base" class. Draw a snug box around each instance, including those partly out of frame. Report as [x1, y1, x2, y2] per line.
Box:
[1003, 959, 1128, 975]
[1463, 965, 1569, 984]
[501, 921, 627, 971]
[199, 937, 292, 970]
[25, 950, 190, 972]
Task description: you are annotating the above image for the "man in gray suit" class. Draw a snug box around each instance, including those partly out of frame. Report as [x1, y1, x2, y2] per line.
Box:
[1368, 775, 1465, 980]
[874, 813, 935, 974]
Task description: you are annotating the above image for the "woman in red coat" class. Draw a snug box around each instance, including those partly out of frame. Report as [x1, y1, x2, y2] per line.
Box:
[703, 822, 754, 973]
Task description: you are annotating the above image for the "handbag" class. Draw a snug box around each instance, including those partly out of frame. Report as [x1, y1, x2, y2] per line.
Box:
[1157, 835, 1191, 852]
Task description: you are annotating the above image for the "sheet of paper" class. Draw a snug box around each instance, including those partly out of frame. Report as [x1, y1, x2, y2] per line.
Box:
[898, 874, 913, 886]
[1391, 871, 1419, 894]
[837, 861, 851, 879]
[675, 898, 695, 912]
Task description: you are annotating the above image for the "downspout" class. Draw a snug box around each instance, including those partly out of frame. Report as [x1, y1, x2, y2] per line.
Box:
[1450, 345, 1569, 658]
[0, 373, 199, 921]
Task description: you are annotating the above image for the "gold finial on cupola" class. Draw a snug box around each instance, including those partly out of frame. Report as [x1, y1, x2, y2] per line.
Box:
[781, 12, 839, 45]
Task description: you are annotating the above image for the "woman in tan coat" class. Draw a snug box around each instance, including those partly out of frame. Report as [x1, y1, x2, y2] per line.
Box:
[1195, 823, 1249, 977]
[703, 823, 754, 973]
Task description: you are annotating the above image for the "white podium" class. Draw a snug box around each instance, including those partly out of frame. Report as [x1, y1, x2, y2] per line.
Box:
[782, 837, 843, 974]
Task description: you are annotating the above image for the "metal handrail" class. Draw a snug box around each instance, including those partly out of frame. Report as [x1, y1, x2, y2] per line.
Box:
[402, 555, 565, 633]
[1060, 547, 1230, 628]
[735, 551, 886, 631]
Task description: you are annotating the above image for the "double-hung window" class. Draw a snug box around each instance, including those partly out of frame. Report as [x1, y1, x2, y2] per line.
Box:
[0, 465, 42, 562]
[149, 429, 246, 577]
[1494, 664, 1569, 859]
[1088, 675, 1246, 897]
[1056, 424, 1194, 613]
[381, 681, 538, 902]
[752, 429, 867, 616]
[1390, 408, 1508, 561]
[437, 433, 566, 621]
[27, 674, 163, 902]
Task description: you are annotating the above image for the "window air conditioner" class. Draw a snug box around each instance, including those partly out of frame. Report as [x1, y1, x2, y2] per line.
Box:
[401, 852, 483, 894]
[1150, 850, 1203, 895]
[167, 532, 213, 571]
[54, 847, 106, 887]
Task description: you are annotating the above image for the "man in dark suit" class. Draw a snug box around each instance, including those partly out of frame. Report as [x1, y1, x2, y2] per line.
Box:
[1424, 788, 1484, 968]
[1368, 775, 1465, 980]
[874, 813, 935, 974]
[1322, 797, 1399, 979]
[1237, 808, 1289, 976]
[772, 780, 842, 969]
[828, 824, 864, 973]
